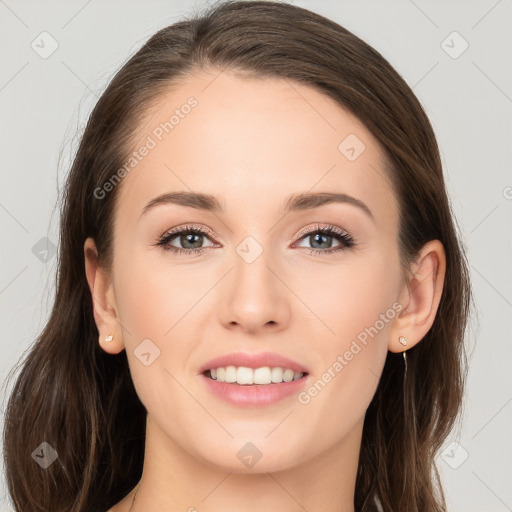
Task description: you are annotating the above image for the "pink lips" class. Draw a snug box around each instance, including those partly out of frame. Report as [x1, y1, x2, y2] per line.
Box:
[198, 351, 310, 407]
[201, 376, 309, 407]
[198, 351, 309, 375]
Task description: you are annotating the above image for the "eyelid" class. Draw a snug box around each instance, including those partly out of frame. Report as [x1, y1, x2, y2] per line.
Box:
[156, 222, 356, 254]
[162, 223, 218, 241]
[294, 223, 350, 241]
[159, 223, 350, 243]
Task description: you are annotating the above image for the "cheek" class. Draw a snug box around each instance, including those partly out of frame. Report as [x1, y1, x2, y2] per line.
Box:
[111, 249, 202, 385]
[114, 248, 203, 341]
[293, 251, 400, 424]
[292, 251, 401, 349]
[111, 258, 210, 427]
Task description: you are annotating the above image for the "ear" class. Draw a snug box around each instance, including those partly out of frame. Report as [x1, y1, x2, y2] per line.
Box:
[388, 239, 446, 353]
[84, 237, 125, 354]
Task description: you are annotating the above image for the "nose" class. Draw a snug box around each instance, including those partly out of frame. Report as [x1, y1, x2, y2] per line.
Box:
[217, 245, 291, 335]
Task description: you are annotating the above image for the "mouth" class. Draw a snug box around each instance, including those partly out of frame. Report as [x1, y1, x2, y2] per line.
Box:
[200, 366, 310, 407]
[202, 366, 309, 385]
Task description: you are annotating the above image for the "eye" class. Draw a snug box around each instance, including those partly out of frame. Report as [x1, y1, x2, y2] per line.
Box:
[155, 223, 356, 257]
[155, 224, 216, 257]
[293, 224, 355, 255]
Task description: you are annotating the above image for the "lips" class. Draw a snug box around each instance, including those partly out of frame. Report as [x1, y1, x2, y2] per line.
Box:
[198, 351, 309, 375]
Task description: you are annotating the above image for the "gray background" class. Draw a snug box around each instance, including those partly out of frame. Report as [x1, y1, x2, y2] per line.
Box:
[1, 1, 511, 511]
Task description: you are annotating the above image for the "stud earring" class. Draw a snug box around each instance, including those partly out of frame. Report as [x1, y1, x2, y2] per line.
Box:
[105, 334, 114, 343]
[399, 335, 407, 346]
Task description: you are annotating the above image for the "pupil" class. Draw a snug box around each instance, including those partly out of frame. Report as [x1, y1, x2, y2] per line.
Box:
[312, 233, 330, 249]
[182, 233, 202, 249]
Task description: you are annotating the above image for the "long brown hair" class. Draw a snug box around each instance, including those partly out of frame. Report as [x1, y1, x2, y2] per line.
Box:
[2, 1, 471, 510]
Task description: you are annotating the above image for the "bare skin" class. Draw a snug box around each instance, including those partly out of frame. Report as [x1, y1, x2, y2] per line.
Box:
[84, 69, 446, 512]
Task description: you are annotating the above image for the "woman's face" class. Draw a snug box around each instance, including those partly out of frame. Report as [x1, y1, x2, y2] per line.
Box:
[104, 70, 404, 472]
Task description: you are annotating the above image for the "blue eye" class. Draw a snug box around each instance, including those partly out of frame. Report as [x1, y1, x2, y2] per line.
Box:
[155, 223, 356, 257]
[294, 224, 355, 255]
[155, 224, 215, 257]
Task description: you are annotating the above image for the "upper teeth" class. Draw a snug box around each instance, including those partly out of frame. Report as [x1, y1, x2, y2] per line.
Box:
[209, 366, 304, 385]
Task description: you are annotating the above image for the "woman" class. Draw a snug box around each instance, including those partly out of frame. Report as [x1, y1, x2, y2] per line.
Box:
[2, 1, 471, 511]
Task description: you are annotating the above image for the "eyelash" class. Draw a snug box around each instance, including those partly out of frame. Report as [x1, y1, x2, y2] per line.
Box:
[155, 223, 356, 257]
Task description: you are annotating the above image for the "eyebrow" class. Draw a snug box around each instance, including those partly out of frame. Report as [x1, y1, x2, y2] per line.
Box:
[140, 190, 374, 220]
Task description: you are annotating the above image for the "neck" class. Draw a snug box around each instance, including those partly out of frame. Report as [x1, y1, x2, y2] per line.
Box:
[128, 414, 362, 512]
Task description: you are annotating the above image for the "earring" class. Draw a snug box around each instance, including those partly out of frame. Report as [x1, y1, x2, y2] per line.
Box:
[105, 334, 114, 343]
[399, 336, 408, 365]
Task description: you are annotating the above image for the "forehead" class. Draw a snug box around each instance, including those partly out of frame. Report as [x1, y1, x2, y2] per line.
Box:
[115, 69, 397, 227]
